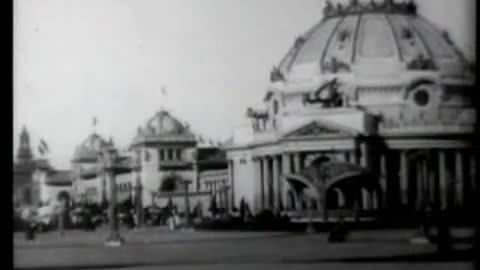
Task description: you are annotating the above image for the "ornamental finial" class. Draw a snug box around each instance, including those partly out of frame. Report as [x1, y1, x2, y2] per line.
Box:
[324, 0, 334, 17]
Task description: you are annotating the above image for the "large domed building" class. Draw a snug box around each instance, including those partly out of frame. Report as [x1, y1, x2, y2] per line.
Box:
[224, 0, 477, 220]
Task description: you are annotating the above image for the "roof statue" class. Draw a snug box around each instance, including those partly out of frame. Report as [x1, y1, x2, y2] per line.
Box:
[294, 36, 306, 50]
[246, 108, 269, 120]
[270, 66, 285, 82]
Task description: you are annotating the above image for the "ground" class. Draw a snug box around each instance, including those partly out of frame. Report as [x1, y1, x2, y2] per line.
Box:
[14, 227, 475, 270]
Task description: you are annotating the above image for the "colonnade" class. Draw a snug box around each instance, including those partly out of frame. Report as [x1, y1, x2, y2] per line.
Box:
[381, 148, 478, 211]
[228, 146, 477, 216]
[205, 180, 229, 210]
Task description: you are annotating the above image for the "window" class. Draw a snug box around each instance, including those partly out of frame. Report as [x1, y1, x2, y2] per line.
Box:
[167, 149, 173, 160]
[176, 149, 182, 160]
[144, 150, 151, 162]
[414, 89, 430, 107]
[272, 100, 279, 115]
[159, 149, 165, 161]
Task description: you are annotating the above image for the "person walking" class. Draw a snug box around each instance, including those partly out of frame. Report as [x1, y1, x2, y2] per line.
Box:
[23, 207, 37, 241]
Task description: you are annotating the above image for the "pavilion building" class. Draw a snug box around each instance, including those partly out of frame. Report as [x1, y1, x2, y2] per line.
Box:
[224, 0, 477, 221]
[71, 110, 229, 214]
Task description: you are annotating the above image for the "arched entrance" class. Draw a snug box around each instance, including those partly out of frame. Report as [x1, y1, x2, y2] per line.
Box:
[57, 191, 71, 207]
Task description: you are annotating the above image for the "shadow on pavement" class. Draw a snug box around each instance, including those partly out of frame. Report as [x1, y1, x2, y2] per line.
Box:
[15, 249, 475, 270]
[288, 249, 476, 264]
[15, 232, 301, 250]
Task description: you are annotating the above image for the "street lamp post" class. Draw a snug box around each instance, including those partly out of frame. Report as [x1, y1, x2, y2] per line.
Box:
[183, 180, 192, 229]
[133, 153, 143, 228]
[100, 147, 124, 247]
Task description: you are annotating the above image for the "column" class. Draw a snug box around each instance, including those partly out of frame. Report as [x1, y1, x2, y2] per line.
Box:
[373, 191, 379, 210]
[400, 150, 409, 207]
[416, 161, 424, 211]
[229, 160, 235, 210]
[455, 151, 464, 208]
[345, 151, 351, 163]
[470, 151, 477, 194]
[255, 158, 264, 212]
[184, 182, 191, 225]
[422, 160, 429, 206]
[361, 189, 369, 210]
[353, 148, 360, 165]
[262, 156, 271, 209]
[293, 153, 301, 173]
[438, 150, 448, 210]
[223, 180, 229, 212]
[429, 163, 438, 205]
[282, 153, 291, 209]
[380, 153, 387, 207]
[360, 143, 368, 168]
[272, 155, 280, 212]
[192, 163, 199, 192]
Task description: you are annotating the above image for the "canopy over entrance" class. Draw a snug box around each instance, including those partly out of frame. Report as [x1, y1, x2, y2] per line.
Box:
[284, 161, 381, 215]
[286, 161, 378, 192]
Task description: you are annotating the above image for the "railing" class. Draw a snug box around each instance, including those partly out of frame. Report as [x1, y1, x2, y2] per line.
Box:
[283, 209, 380, 223]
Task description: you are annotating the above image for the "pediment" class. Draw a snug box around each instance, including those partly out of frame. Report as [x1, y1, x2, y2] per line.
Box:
[282, 120, 359, 139]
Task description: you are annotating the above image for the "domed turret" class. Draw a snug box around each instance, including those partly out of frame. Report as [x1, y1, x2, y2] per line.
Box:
[132, 110, 196, 146]
[72, 133, 111, 163]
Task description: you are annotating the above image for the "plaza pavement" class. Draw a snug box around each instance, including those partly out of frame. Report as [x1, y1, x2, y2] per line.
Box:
[14, 227, 476, 270]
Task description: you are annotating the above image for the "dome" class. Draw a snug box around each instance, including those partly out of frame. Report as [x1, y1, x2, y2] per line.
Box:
[72, 133, 111, 163]
[132, 110, 196, 146]
[146, 110, 186, 135]
[274, 0, 472, 83]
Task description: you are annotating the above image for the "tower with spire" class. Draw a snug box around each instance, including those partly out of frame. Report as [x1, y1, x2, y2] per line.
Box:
[16, 126, 33, 164]
[14, 126, 37, 206]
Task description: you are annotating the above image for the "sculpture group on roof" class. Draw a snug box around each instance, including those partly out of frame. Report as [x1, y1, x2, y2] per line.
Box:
[303, 78, 343, 108]
[270, 66, 285, 83]
[323, 0, 417, 19]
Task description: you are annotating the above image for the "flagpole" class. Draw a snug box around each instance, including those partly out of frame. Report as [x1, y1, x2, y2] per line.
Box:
[92, 117, 98, 135]
[161, 86, 168, 112]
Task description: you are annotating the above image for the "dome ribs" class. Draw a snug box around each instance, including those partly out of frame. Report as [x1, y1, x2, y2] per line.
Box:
[320, 16, 345, 74]
[405, 17, 437, 69]
[385, 14, 405, 62]
[350, 13, 363, 64]
[273, 1, 470, 82]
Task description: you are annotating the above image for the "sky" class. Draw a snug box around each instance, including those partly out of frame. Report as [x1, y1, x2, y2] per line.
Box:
[14, 0, 476, 170]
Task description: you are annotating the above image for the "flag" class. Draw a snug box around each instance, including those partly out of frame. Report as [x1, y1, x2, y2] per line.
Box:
[161, 86, 167, 97]
[38, 146, 45, 156]
[40, 139, 49, 153]
[93, 117, 97, 127]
